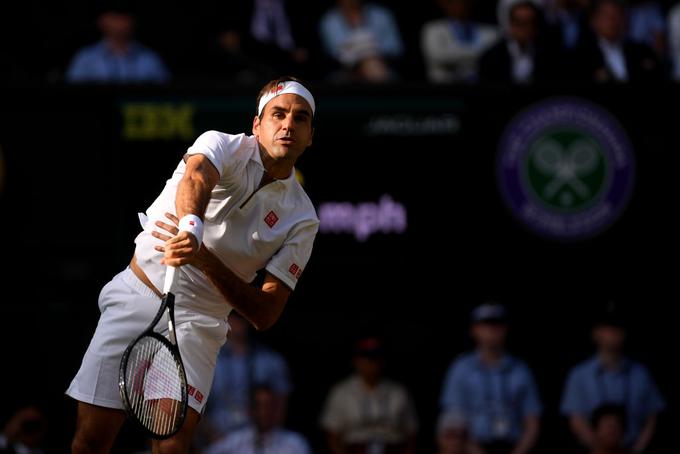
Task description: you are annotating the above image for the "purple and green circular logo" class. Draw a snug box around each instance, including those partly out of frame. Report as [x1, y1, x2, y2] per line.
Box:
[497, 98, 635, 240]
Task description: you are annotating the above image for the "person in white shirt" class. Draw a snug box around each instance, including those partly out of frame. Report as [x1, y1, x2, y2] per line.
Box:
[420, 0, 499, 83]
[669, 2, 680, 81]
[320, 335, 418, 454]
[66, 76, 319, 454]
[205, 384, 311, 454]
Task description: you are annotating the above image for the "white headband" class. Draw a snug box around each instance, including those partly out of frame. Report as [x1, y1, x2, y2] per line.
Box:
[257, 81, 316, 117]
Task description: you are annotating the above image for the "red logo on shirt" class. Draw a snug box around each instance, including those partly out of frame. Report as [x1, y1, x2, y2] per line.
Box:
[289, 263, 302, 280]
[264, 211, 279, 228]
[187, 384, 204, 403]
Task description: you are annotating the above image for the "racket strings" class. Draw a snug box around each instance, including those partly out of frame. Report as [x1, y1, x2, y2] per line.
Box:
[124, 336, 184, 436]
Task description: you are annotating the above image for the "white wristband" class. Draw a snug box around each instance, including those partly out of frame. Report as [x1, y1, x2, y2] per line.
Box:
[179, 214, 204, 248]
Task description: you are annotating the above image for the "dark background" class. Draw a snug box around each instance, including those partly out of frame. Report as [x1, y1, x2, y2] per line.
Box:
[0, 82, 677, 452]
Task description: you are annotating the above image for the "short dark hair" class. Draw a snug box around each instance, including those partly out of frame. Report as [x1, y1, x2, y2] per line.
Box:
[591, 403, 627, 429]
[255, 76, 307, 118]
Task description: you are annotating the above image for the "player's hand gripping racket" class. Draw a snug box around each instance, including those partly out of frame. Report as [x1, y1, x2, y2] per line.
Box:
[119, 266, 188, 439]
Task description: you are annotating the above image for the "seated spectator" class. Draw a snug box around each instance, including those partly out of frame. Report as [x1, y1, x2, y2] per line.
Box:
[627, 0, 666, 56]
[590, 404, 629, 454]
[200, 312, 292, 444]
[205, 384, 311, 454]
[669, 2, 680, 81]
[479, 1, 561, 84]
[320, 335, 418, 454]
[572, 0, 661, 82]
[0, 405, 47, 454]
[561, 304, 665, 453]
[421, 0, 499, 83]
[319, 0, 404, 82]
[544, 0, 593, 51]
[203, 0, 310, 81]
[440, 303, 541, 454]
[65, 8, 169, 84]
[436, 411, 473, 454]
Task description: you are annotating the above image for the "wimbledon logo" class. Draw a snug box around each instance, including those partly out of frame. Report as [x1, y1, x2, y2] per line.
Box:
[497, 98, 635, 239]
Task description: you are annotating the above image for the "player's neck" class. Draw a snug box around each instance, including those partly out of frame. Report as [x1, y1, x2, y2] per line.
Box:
[259, 147, 294, 180]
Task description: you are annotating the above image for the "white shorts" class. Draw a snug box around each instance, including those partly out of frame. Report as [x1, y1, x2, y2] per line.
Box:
[66, 267, 228, 414]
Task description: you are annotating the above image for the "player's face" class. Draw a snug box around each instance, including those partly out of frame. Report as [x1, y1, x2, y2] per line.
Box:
[253, 94, 313, 164]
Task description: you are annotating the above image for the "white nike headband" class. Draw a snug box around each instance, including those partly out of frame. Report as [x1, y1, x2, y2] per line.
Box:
[257, 81, 316, 117]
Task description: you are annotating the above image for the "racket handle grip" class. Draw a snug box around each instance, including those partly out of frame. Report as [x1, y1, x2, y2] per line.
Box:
[163, 266, 179, 295]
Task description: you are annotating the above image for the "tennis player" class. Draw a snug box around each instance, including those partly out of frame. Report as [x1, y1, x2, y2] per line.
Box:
[67, 76, 319, 453]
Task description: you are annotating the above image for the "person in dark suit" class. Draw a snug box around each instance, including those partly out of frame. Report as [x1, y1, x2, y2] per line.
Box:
[479, 1, 561, 84]
[572, 0, 661, 83]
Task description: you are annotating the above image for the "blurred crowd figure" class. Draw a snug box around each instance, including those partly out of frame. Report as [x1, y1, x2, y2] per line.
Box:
[421, 0, 499, 83]
[65, 7, 169, 84]
[439, 303, 541, 454]
[4, 0, 678, 84]
[320, 335, 419, 454]
[199, 312, 292, 447]
[0, 405, 47, 454]
[669, 2, 680, 80]
[319, 0, 404, 83]
[589, 404, 629, 454]
[560, 304, 665, 453]
[205, 384, 311, 454]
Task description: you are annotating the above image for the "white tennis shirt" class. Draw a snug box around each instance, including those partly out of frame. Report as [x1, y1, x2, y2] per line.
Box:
[134, 131, 319, 318]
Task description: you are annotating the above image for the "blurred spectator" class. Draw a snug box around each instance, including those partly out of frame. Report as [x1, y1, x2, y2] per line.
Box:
[589, 404, 629, 454]
[0, 405, 47, 454]
[205, 384, 311, 454]
[572, 0, 661, 82]
[560, 304, 665, 453]
[65, 8, 169, 84]
[497, 0, 550, 30]
[669, 2, 680, 80]
[626, 0, 666, 56]
[440, 303, 541, 454]
[420, 0, 499, 83]
[319, 0, 404, 82]
[544, 0, 593, 51]
[435, 412, 474, 454]
[203, 0, 309, 81]
[320, 335, 418, 454]
[200, 312, 292, 444]
[479, 1, 561, 84]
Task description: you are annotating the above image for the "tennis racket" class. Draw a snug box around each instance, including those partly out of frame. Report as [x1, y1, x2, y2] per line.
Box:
[119, 266, 188, 439]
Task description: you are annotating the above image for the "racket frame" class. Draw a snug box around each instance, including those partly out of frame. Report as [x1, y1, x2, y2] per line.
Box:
[118, 279, 189, 439]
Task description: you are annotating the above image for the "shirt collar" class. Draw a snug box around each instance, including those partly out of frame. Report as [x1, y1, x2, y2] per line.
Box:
[591, 354, 630, 374]
[474, 351, 513, 371]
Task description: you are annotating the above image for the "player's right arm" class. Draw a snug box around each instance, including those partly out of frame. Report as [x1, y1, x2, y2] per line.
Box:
[162, 154, 220, 261]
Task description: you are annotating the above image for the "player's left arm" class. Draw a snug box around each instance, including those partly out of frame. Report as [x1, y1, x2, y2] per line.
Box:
[153, 213, 290, 331]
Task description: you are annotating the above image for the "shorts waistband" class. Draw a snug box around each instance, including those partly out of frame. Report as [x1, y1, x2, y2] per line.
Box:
[120, 267, 161, 300]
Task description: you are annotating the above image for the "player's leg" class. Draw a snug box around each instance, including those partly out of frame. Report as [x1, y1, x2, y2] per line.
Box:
[151, 408, 201, 454]
[71, 402, 126, 454]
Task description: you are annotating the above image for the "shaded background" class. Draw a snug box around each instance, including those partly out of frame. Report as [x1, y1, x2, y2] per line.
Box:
[1, 0, 679, 452]
[1, 82, 677, 452]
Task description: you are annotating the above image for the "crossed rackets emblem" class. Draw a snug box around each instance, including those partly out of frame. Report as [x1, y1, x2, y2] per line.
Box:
[531, 138, 600, 204]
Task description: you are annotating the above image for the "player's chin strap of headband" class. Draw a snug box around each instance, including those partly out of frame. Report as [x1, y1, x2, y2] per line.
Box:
[257, 81, 316, 117]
